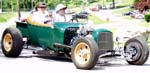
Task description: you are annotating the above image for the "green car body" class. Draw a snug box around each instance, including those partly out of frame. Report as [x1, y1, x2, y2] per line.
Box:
[17, 22, 112, 52]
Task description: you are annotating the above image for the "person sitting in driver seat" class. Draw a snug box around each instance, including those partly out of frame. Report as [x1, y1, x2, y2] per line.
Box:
[54, 4, 71, 22]
[28, 2, 53, 28]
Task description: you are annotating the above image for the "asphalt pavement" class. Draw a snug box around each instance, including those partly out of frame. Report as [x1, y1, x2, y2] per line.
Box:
[0, 48, 150, 73]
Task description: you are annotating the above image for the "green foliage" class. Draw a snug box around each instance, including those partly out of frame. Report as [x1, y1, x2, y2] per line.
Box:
[89, 0, 99, 3]
[145, 13, 150, 23]
[106, 0, 113, 2]
[116, 1, 134, 8]
[2, 0, 17, 11]
[1, 0, 89, 11]
[1, 0, 135, 11]
[133, 0, 139, 3]
[46, 0, 61, 9]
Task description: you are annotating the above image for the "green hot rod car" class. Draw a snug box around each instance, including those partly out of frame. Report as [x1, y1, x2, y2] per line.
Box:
[1, 14, 149, 70]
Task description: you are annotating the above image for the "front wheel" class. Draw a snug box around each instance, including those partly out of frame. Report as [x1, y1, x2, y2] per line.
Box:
[1, 28, 23, 57]
[71, 37, 99, 70]
[124, 36, 149, 65]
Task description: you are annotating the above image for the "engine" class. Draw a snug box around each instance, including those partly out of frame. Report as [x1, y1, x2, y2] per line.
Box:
[64, 27, 79, 45]
[64, 24, 94, 45]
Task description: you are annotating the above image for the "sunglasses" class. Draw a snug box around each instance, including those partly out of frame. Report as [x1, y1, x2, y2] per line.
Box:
[39, 7, 46, 8]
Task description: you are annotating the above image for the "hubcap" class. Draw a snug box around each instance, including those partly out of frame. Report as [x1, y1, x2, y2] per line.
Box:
[3, 33, 13, 52]
[74, 42, 91, 65]
[124, 42, 141, 61]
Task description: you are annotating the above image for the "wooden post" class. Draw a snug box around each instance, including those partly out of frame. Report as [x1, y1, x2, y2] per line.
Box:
[0, 0, 2, 13]
[18, 0, 21, 20]
[112, 0, 115, 8]
[0, 0, 3, 9]
[31, 0, 34, 10]
[102, 0, 105, 7]
[11, 1, 13, 12]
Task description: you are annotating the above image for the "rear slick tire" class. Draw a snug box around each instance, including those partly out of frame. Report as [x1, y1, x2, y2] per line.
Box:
[1, 28, 23, 57]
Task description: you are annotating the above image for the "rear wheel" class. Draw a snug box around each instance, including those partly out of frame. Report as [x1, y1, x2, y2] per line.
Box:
[71, 37, 99, 70]
[124, 37, 149, 65]
[1, 28, 23, 57]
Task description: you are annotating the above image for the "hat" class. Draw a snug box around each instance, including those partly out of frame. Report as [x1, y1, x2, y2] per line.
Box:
[55, 4, 67, 13]
[36, 2, 46, 8]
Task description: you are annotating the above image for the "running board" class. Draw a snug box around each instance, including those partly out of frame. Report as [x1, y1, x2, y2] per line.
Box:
[33, 50, 57, 56]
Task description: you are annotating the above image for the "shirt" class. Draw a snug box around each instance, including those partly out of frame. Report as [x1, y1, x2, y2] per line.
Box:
[32, 11, 51, 24]
[54, 13, 72, 22]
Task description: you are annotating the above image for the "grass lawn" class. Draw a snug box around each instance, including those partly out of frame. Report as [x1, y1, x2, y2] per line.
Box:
[109, 27, 117, 34]
[75, 14, 107, 25]
[112, 7, 135, 20]
[112, 7, 132, 14]
[0, 12, 16, 22]
[139, 21, 150, 43]
[115, 0, 134, 8]
[89, 14, 107, 25]
[139, 20, 150, 28]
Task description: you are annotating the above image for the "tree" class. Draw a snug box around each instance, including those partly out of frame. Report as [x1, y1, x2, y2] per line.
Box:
[134, 0, 139, 3]
[46, 0, 61, 9]
[2, 0, 106, 12]
[2, 0, 17, 11]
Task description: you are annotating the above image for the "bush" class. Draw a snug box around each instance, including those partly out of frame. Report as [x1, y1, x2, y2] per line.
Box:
[134, 0, 139, 3]
[145, 13, 150, 23]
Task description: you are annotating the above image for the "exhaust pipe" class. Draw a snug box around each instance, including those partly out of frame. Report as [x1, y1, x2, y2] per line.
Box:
[53, 43, 72, 49]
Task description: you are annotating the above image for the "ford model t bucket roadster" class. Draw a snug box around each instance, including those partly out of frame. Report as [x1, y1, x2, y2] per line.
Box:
[1, 1, 149, 69]
[1, 14, 149, 69]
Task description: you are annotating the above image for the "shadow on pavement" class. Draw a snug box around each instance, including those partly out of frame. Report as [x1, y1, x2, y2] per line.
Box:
[93, 61, 150, 70]
[36, 55, 72, 62]
[92, 62, 126, 70]
[0, 48, 72, 62]
[19, 52, 72, 62]
[140, 64, 150, 66]
[0, 48, 150, 70]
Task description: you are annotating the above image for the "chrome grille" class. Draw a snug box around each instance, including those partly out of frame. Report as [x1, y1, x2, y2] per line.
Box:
[98, 32, 113, 51]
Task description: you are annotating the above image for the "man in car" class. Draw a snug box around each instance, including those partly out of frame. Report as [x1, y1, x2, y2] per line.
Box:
[54, 4, 72, 22]
[29, 2, 54, 28]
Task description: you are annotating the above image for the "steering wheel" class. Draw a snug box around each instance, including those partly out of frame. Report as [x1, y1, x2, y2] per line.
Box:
[69, 13, 88, 23]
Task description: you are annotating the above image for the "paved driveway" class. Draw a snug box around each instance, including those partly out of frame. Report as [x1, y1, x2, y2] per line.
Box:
[0, 48, 150, 73]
